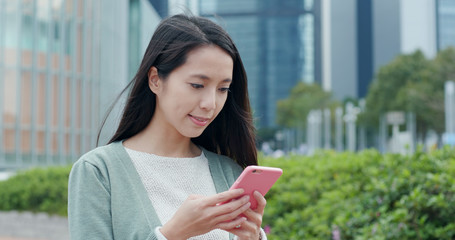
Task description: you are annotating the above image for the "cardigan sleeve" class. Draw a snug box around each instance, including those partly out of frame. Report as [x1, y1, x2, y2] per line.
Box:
[68, 160, 114, 239]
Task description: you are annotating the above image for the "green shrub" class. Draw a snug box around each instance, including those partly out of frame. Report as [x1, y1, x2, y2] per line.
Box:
[0, 165, 71, 216]
[261, 147, 455, 240]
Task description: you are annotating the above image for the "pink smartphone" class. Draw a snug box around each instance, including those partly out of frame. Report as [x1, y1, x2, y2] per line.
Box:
[229, 166, 283, 209]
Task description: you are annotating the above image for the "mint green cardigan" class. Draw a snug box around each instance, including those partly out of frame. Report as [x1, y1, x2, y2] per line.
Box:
[68, 141, 243, 240]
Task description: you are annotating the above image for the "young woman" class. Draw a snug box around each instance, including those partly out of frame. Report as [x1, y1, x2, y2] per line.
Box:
[68, 14, 267, 240]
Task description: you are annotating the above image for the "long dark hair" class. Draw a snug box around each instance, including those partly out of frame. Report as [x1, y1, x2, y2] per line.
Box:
[98, 14, 257, 167]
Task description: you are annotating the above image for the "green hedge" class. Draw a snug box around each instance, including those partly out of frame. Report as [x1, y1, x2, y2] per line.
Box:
[261, 147, 455, 240]
[0, 165, 71, 216]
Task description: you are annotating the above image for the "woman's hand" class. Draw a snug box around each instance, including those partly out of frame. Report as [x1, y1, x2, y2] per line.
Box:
[160, 188, 252, 240]
[228, 191, 266, 240]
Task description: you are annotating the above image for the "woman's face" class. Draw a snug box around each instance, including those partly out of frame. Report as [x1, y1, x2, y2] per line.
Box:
[151, 45, 233, 139]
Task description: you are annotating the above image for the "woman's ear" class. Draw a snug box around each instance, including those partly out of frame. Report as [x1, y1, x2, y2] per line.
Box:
[148, 66, 161, 94]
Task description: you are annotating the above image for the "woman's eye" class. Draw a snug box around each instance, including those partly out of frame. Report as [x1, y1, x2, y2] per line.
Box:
[190, 83, 204, 89]
[219, 88, 230, 93]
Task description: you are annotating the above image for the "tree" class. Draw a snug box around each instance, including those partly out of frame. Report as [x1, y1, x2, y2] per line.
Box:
[361, 49, 453, 140]
[433, 47, 455, 84]
[276, 82, 338, 128]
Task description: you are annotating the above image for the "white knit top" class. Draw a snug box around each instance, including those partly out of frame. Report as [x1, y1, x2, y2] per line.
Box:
[125, 147, 230, 240]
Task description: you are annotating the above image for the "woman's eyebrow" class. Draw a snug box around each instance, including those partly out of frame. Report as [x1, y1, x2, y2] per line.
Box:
[190, 74, 232, 83]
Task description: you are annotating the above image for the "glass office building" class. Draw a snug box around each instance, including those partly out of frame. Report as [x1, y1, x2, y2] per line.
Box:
[199, 0, 321, 128]
[0, 0, 160, 168]
[437, 0, 455, 50]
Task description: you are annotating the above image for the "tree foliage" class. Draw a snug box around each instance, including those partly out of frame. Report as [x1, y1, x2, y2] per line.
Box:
[433, 47, 455, 83]
[362, 48, 455, 136]
[276, 82, 338, 128]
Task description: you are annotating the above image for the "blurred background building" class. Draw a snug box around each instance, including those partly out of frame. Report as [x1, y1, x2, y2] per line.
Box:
[437, 0, 455, 51]
[0, 0, 160, 168]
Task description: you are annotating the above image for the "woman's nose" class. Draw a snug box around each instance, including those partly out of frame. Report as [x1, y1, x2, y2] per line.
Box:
[200, 89, 217, 111]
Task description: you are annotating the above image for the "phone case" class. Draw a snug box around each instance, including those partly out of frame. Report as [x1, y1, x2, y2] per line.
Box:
[229, 166, 283, 209]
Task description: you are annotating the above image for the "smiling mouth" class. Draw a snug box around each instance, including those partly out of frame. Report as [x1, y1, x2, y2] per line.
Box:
[189, 114, 210, 126]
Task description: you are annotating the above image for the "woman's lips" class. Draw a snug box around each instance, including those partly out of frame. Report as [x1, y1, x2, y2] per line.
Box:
[189, 114, 210, 126]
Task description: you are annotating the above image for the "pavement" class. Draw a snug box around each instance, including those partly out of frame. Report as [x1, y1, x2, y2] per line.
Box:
[0, 211, 69, 240]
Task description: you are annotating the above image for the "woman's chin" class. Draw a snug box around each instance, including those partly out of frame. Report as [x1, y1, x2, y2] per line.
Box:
[184, 129, 206, 139]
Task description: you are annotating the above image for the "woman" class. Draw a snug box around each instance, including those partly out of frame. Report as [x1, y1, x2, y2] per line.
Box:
[68, 14, 266, 240]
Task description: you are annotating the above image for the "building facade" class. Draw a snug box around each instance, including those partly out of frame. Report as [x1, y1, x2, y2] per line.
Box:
[437, 0, 455, 51]
[0, 0, 160, 169]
